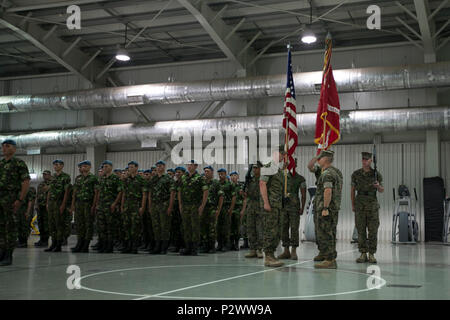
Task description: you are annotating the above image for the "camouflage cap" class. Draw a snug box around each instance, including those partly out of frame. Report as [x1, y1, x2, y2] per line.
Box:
[175, 166, 186, 172]
[128, 160, 139, 167]
[167, 168, 175, 173]
[230, 171, 239, 176]
[203, 165, 214, 171]
[361, 152, 372, 160]
[102, 160, 113, 166]
[217, 168, 227, 173]
[155, 160, 166, 166]
[52, 159, 64, 165]
[317, 150, 334, 160]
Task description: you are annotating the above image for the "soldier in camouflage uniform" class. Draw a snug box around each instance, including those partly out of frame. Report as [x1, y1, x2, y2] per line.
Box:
[35, 170, 52, 247]
[351, 152, 384, 264]
[70, 160, 98, 253]
[243, 163, 264, 259]
[0, 140, 30, 266]
[230, 172, 244, 251]
[16, 186, 36, 247]
[139, 169, 154, 252]
[278, 159, 307, 261]
[177, 160, 209, 256]
[200, 166, 223, 254]
[168, 166, 185, 252]
[95, 160, 122, 253]
[44, 159, 71, 253]
[216, 168, 236, 252]
[313, 150, 343, 269]
[120, 161, 148, 254]
[167, 168, 175, 178]
[148, 160, 176, 254]
[308, 154, 325, 260]
[260, 150, 285, 267]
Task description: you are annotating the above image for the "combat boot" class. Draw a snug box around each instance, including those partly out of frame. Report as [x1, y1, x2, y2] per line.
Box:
[256, 250, 263, 258]
[356, 253, 368, 263]
[104, 241, 114, 253]
[313, 253, 326, 261]
[52, 241, 62, 252]
[17, 238, 27, 248]
[216, 241, 223, 252]
[240, 238, 249, 249]
[264, 252, 284, 268]
[207, 242, 216, 254]
[150, 241, 161, 254]
[179, 242, 191, 256]
[81, 240, 90, 253]
[0, 250, 12, 266]
[44, 240, 56, 252]
[0, 248, 5, 262]
[233, 239, 240, 251]
[131, 241, 138, 254]
[71, 239, 83, 253]
[121, 241, 131, 253]
[314, 259, 337, 269]
[277, 247, 291, 259]
[191, 242, 198, 256]
[96, 240, 105, 252]
[290, 247, 298, 260]
[368, 253, 377, 264]
[160, 240, 169, 254]
[245, 250, 257, 258]
[199, 243, 208, 254]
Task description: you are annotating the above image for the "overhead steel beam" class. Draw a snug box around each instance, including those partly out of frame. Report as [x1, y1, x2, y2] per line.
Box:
[413, 0, 436, 62]
[177, 0, 256, 70]
[5, 0, 110, 12]
[0, 12, 110, 87]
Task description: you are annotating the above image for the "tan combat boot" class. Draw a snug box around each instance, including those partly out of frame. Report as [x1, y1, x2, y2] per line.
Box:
[264, 252, 284, 268]
[277, 246, 291, 259]
[290, 247, 298, 260]
[356, 253, 368, 263]
[314, 259, 337, 269]
[368, 253, 377, 264]
[245, 250, 257, 258]
[256, 250, 263, 258]
[313, 253, 326, 261]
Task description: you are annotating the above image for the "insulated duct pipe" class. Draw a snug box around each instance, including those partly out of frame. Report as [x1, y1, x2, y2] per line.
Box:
[1, 61, 450, 113]
[1, 106, 449, 149]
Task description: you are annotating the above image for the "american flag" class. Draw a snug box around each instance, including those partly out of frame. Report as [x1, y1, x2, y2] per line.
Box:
[282, 45, 298, 175]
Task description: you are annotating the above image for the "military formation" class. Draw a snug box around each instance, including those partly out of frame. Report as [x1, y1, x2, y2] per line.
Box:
[1, 139, 383, 270]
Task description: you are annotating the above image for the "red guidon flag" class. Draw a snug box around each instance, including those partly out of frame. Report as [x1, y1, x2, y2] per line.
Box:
[314, 33, 340, 154]
[282, 45, 298, 175]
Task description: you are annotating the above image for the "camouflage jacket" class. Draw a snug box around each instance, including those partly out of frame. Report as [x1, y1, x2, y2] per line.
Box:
[245, 174, 261, 203]
[260, 164, 284, 209]
[351, 168, 383, 200]
[233, 182, 245, 211]
[37, 179, 52, 206]
[218, 179, 235, 206]
[314, 166, 343, 212]
[19, 186, 36, 213]
[0, 156, 30, 198]
[150, 174, 175, 203]
[178, 171, 208, 204]
[73, 173, 98, 203]
[96, 173, 122, 204]
[286, 172, 306, 210]
[205, 178, 223, 208]
[122, 174, 148, 201]
[48, 172, 71, 202]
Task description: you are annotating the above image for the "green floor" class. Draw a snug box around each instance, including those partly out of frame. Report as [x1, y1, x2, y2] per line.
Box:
[1, 235, 449, 300]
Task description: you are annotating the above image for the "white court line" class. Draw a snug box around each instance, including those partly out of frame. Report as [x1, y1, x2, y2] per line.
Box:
[133, 249, 359, 300]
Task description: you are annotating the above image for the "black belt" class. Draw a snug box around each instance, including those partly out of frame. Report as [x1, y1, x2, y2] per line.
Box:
[357, 191, 377, 196]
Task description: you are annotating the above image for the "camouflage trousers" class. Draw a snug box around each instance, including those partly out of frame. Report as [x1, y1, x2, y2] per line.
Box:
[240, 210, 247, 239]
[16, 206, 31, 242]
[181, 204, 200, 244]
[246, 200, 263, 251]
[262, 206, 282, 253]
[48, 200, 67, 243]
[74, 201, 94, 241]
[355, 197, 380, 254]
[0, 195, 17, 251]
[151, 201, 172, 241]
[216, 205, 230, 246]
[169, 205, 183, 248]
[96, 202, 116, 242]
[281, 207, 301, 247]
[65, 204, 72, 239]
[123, 200, 142, 243]
[316, 209, 339, 260]
[200, 206, 216, 248]
[230, 209, 241, 242]
[37, 205, 49, 242]
[141, 209, 153, 244]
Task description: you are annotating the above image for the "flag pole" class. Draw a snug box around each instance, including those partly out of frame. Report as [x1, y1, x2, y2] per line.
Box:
[284, 43, 290, 199]
[321, 33, 332, 152]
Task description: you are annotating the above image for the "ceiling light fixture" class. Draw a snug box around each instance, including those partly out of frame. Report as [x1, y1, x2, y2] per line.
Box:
[301, 0, 316, 44]
[116, 23, 131, 61]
